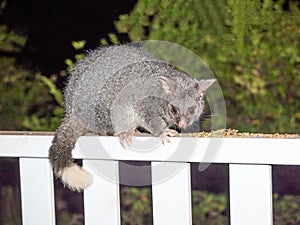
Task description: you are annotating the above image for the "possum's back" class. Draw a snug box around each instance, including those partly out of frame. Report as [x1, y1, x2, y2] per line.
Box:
[63, 45, 159, 132]
[64, 45, 157, 111]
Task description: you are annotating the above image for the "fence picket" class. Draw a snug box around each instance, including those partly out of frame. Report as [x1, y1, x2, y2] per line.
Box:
[83, 160, 121, 225]
[1, 135, 299, 224]
[19, 158, 56, 225]
[229, 164, 273, 225]
[151, 162, 192, 225]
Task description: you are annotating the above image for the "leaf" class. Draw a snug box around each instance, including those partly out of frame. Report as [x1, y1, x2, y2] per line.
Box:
[65, 58, 74, 69]
[38, 75, 64, 106]
[71, 40, 86, 50]
[75, 53, 85, 62]
[108, 33, 120, 45]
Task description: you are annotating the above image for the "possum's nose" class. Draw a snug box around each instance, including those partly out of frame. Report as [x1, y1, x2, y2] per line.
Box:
[178, 118, 187, 128]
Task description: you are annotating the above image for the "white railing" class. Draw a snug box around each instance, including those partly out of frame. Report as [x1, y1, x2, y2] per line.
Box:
[0, 133, 300, 225]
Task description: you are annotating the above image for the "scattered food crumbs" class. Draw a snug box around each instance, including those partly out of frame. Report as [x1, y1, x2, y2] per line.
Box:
[179, 128, 300, 139]
[0, 130, 298, 139]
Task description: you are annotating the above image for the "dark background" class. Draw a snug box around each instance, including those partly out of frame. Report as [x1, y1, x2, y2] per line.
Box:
[0, 0, 136, 74]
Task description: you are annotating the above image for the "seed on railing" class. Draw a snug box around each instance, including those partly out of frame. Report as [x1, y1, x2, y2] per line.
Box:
[179, 128, 300, 139]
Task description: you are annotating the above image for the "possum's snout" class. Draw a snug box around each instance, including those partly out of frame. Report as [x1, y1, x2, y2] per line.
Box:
[178, 117, 187, 128]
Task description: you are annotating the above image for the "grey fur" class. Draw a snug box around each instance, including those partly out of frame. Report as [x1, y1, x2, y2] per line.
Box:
[49, 44, 215, 191]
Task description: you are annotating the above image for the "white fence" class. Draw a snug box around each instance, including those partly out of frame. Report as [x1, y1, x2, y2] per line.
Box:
[0, 133, 300, 225]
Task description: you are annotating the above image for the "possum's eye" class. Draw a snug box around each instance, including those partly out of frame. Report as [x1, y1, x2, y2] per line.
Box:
[170, 105, 179, 115]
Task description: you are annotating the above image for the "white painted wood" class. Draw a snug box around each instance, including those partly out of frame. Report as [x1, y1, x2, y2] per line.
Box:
[19, 158, 56, 225]
[229, 164, 273, 225]
[152, 162, 192, 225]
[83, 160, 120, 225]
[1, 135, 298, 225]
[0, 135, 300, 166]
[0, 135, 53, 157]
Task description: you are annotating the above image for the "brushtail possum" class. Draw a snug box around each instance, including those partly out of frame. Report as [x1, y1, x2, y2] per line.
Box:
[49, 44, 215, 191]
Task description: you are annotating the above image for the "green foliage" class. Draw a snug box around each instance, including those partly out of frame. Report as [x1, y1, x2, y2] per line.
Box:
[102, 188, 300, 225]
[274, 193, 300, 225]
[192, 191, 227, 225]
[65, 40, 86, 71]
[72, 40, 86, 50]
[113, 0, 300, 133]
[39, 75, 64, 106]
[2, 0, 299, 133]
[21, 74, 64, 131]
[100, 33, 120, 46]
[3, 184, 300, 224]
[0, 56, 63, 131]
[57, 211, 83, 225]
[121, 187, 153, 225]
[0, 15, 63, 131]
[120, 187, 229, 224]
[116, 189, 300, 225]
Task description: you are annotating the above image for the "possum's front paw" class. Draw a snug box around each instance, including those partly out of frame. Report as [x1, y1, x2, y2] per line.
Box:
[160, 128, 178, 144]
[118, 132, 133, 149]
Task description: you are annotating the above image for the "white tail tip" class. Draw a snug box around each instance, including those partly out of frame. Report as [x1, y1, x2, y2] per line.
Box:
[57, 163, 93, 192]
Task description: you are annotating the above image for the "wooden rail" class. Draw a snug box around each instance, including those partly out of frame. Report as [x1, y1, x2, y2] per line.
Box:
[0, 133, 299, 225]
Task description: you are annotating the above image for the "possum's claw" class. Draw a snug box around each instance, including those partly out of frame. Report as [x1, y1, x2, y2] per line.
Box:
[160, 128, 178, 145]
[118, 132, 133, 149]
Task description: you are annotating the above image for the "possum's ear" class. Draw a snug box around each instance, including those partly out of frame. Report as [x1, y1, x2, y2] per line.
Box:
[158, 76, 177, 95]
[188, 79, 216, 99]
[198, 79, 216, 92]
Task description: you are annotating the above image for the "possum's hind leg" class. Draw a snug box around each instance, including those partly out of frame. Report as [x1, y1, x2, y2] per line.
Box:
[111, 104, 137, 148]
[49, 115, 93, 192]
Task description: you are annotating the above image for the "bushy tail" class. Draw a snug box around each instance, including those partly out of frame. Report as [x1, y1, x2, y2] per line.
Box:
[49, 116, 93, 192]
